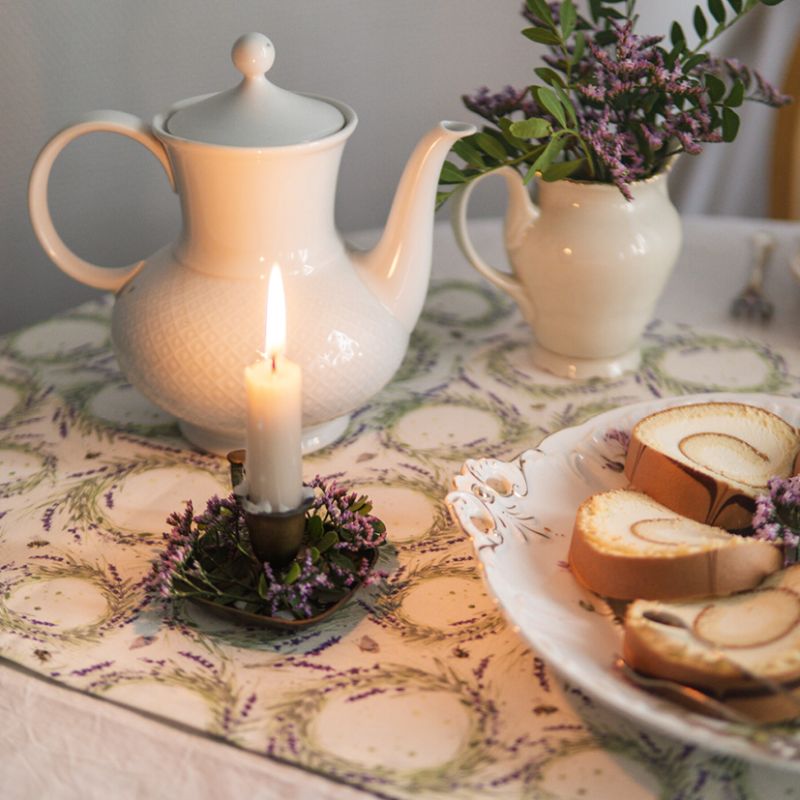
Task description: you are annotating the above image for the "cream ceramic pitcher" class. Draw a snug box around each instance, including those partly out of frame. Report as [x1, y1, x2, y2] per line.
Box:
[29, 33, 475, 453]
[452, 166, 682, 379]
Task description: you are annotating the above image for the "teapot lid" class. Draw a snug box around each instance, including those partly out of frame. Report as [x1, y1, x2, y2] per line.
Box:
[165, 33, 345, 146]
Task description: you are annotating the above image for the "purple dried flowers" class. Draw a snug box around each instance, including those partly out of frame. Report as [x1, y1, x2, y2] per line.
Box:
[144, 502, 199, 600]
[439, 0, 790, 204]
[144, 477, 386, 620]
[464, 86, 536, 122]
[752, 476, 800, 567]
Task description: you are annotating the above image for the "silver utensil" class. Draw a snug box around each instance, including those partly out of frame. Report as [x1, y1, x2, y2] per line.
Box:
[790, 241, 800, 285]
[730, 231, 776, 321]
[614, 658, 756, 723]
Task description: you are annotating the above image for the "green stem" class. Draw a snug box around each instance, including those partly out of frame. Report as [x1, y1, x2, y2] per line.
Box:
[568, 131, 597, 178]
[550, 127, 597, 178]
[172, 572, 227, 597]
[193, 562, 260, 594]
[657, 147, 685, 161]
[468, 144, 547, 175]
[560, 32, 573, 86]
[172, 586, 249, 605]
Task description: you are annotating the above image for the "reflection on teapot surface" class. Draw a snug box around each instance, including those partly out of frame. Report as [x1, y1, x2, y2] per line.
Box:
[29, 33, 475, 453]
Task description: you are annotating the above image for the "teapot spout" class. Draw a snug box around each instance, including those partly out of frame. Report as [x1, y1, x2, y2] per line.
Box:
[352, 121, 476, 333]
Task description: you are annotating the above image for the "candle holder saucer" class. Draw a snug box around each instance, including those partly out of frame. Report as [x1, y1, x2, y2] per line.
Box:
[187, 549, 379, 632]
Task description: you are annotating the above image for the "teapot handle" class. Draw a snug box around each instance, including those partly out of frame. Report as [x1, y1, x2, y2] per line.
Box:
[451, 166, 538, 328]
[28, 110, 175, 292]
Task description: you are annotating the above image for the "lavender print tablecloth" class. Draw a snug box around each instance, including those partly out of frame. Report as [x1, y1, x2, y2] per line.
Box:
[2, 216, 800, 799]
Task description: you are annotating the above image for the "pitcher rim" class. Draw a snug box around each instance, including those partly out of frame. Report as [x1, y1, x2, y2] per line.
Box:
[543, 155, 677, 192]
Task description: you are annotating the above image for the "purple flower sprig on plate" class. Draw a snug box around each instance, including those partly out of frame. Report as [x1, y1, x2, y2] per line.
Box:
[752, 476, 800, 567]
[439, 0, 789, 203]
[144, 477, 387, 621]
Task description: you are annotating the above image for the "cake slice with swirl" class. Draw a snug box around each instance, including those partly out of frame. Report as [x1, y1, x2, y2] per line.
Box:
[569, 489, 781, 600]
[625, 402, 800, 531]
[623, 564, 800, 723]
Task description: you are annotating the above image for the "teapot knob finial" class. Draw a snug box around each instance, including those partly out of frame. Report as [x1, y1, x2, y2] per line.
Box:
[232, 32, 274, 79]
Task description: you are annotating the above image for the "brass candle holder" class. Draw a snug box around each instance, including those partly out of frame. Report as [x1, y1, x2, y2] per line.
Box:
[145, 452, 384, 631]
[227, 449, 313, 567]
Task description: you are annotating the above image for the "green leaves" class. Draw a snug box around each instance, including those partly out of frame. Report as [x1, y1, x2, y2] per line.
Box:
[524, 135, 565, 182]
[523, 27, 562, 45]
[497, 118, 529, 149]
[440, 161, 467, 184]
[708, 0, 727, 22]
[560, 0, 577, 39]
[682, 53, 708, 73]
[475, 131, 509, 161]
[527, 0, 555, 24]
[693, 5, 708, 38]
[522, 0, 582, 73]
[534, 67, 567, 87]
[703, 69, 745, 138]
[541, 158, 586, 181]
[284, 561, 301, 585]
[318, 529, 339, 554]
[572, 30, 586, 63]
[705, 73, 726, 102]
[534, 86, 568, 128]
[726, 79, 745, 107]
[671, 21, 687, 50]
[552, 82, 577, 125]
[509, 117, 552, 139]
[722, 107, 740, 141]
[452, 139, 486, 169]
[306, 513, 323, 538]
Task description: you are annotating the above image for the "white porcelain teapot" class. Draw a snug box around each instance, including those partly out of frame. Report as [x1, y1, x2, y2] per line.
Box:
[29, 33, 474, 453]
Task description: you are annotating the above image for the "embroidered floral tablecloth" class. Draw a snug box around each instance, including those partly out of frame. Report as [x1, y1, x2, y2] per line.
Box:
[2, 271, 800, 799]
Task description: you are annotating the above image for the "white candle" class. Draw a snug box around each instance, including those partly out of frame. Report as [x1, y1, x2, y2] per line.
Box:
[244, 266, 303, 511]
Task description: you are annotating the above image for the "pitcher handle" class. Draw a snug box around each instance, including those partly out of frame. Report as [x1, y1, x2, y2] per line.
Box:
[28, 110, 176, 292]
[451, 166, 538, 327]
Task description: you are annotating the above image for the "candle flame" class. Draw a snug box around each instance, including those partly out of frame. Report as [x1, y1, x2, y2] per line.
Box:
[264, 265, 286, 363]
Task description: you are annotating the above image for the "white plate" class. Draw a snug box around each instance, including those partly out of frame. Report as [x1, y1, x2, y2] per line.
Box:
[446, 392, 800, 770]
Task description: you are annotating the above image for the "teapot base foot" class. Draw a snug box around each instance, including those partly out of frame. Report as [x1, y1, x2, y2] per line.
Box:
[530, 342, 641, 381]
[179, 415, 351, 456]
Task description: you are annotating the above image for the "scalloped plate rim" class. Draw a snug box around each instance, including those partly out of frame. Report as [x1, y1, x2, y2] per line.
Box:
[446, 391, 800, 771]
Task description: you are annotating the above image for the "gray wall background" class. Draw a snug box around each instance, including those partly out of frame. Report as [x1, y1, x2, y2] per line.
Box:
[2, 0, 798, 334]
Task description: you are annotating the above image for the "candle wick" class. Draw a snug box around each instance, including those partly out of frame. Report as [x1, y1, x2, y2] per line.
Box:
[271, 354, 277, 372]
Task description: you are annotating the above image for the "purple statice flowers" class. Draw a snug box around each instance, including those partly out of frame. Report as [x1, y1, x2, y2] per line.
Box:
[451, 2, 790, 201]
[258, 477, 387, 618]
[708, 57, 792, 108]
[307, 475, 386, 550]
[464, 85, 538, 122]
[576, 23, 726, 198]
[144, 478, 386, 620]
[145, 501, 200, 600]
[752, 476, 800, 567]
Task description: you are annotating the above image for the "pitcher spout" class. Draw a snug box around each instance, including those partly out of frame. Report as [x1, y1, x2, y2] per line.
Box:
[352, 121, 476, 333]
